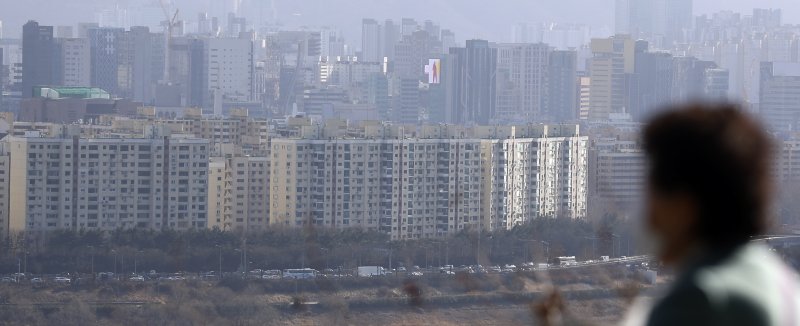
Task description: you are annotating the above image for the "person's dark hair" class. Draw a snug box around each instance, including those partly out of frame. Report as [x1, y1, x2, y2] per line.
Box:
[644, 103, 772, 247]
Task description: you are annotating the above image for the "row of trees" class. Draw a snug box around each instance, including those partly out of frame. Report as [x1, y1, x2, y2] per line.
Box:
[0, 215, 639, 275]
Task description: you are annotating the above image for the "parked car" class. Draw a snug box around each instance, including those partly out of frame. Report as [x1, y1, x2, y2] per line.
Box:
[129, 276, 145, 282]
[30, 278, 44, 284]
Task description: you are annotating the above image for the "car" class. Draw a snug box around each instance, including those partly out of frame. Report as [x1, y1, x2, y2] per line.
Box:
[440, 270, 455, 275]
[54, 277, 71, 284]
[0, 277, 15, 283]
[129, 276, 145, 282]
[30, 278, 44, 284]
[411, 271, 423, 276]
[397, 266, 407, 272]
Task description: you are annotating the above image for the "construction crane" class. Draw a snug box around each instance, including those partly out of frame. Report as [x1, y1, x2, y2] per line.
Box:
[159, 0, 179, 84]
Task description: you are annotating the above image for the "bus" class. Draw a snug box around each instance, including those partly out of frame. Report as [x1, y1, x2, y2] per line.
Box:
[556, 256, 577, 266]
[283, 268, 317, 280]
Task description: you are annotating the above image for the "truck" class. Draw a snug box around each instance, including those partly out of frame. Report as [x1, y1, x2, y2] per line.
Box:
[357, 266, 386, 277]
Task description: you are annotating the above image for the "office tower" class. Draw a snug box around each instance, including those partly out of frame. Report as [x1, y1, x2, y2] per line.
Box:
[440, 29, 456, 54]
[4, 128, 210, 236]
[77, 23, 99, 38]
[57, 38, 91, 87]
[319, 28, 344, 58]
[663, 0, 693, 45]
[548, 50, 578, 122]
[615, 0, 693, 46]
[760, 62, 800, 132]
[361, 19, 382, 63]
[198, 12, 211, 34]
[384, 20, 400, 61]
[446, 40, 497, 124]
[704, 68, 730, 100]
[127, 26, 160, 104]
[55, 26, 73, 38]
[753, 9, 782, 29]
[227, 13, 247, 37]
[671, 56, 717, 102]
[88, 27, 125, 96]
[630, 41, 674, 120]
[22, 21, 56, 98]
[401, 18, 418, 38]
[393, 30, 432, 78]
[588, 35, 635, 121]
[495, 43, 551, 123]
[205, 37, 254, 105]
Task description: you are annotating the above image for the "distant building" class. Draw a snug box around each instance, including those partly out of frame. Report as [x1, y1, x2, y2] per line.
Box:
[361, 19, 382, 63]
[446, 40, 497, 125]
[18, 87, 139, 123]
[588, 138, 645, 216]
[3, 128, 210, 237]
[494, 43, 550, 123]
[208, 155, 270, 232]
[56, 38, 91, 87]
[269, 123, 587, 240]
[588, 35, 636, 121]
[22, 21, 56, 98]
[548, 50, 578, 122]
[760, 62, 800, 132]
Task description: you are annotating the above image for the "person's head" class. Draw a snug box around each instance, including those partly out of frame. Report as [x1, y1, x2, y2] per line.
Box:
[644, 103, 771, 265]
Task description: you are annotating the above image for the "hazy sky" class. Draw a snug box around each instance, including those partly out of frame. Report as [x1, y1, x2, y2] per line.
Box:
[1, 0, 799, 42]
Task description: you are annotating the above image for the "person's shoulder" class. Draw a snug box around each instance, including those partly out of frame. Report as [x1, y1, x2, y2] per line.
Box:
[648, 244, 790, 326]
[647, 277, 769, 326]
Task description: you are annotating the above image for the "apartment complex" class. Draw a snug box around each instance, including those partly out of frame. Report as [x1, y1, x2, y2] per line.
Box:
[2, 127, 209, 237]
[208, 155, 270, 232]
[269, 123, 587, 240]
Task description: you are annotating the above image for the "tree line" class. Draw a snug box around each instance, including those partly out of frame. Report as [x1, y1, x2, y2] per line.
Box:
[0, 215, 637, 275]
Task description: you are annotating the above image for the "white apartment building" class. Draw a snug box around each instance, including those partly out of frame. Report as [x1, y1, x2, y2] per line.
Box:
[482, 125, 588, 230]
[269, 123, 588, 240]
[3, 129, 210, 237]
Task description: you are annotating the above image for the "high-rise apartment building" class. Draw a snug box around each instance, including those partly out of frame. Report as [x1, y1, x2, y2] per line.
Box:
[268, 123, 587, 240]
[208, 155, 269, 232]
[482, 125, 587, 229]
[22, 21, 56, 98]
[588, 35, 636, 121]
[3, 128, 210, 237]
[494, 43, 551, 123]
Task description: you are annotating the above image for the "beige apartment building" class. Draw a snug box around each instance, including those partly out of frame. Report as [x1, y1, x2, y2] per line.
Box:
[2, 128, 209, 238]
[208, 155, 270, 232]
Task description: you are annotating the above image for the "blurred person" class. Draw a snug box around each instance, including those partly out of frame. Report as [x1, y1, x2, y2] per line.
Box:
[623, 104, 800, 325]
